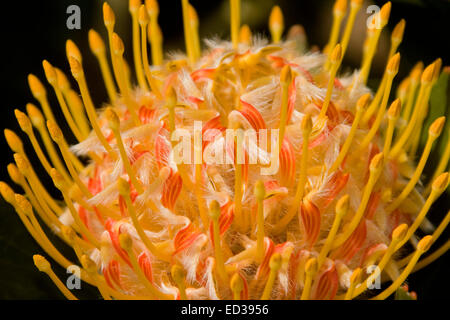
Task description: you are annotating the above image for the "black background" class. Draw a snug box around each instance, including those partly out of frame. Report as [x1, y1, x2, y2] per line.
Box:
[0, 0, 448, 299]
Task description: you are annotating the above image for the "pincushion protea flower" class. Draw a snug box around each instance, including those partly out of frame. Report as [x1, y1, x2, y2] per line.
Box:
[1, 0, 449, 300]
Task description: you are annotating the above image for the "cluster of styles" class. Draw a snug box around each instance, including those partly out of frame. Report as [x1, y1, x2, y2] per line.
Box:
[1, 0, 449, 300]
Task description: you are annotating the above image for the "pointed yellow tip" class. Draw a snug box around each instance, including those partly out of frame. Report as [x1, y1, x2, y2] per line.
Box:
[388, 98, 402, 119]
[209, 200, 221, 220]
[301, 114, 313, 134]
[26, 103, 44, 127]
[66, 39, 82, 64]
[4, 129, 23, 153]
[334, 0, 348, 15]
[50, 168, 66, 190]
[392, 19, 406, 42]
[7, 163, 23, 185]
[103, 2, 116, 27]
[239, 25, 252, 45]
[105, 107, 120, 131]
[305, 257, 318, 275]
[54, 68, 70, 92]
[269, 252, 282, 271]
[351, 0, 363, 7]
[432, 58, 442, 81]
[129, 0, 141, 14]
[46, 120, 63, 143]
[230, 273, 244, 293]
[369, 152, 384, 172]
[112, 32, 125, 56]
[138, 4, 149, 26]
[28, 74, 46, 99]
[15, 193, 33, 216]
[410, 61, 424, 82]
[387, 53, 401, 75]
[429, 116, 446, 138]
[336, 194, 350, 218]
[69, 56, 83, 79]
[88, 29, 106, 55]
[33, 255, 51, 273]
[119, 232, 133, 251]
[145, 0, 159, 17]
[0, 181, 16, 204]
[42, 60, 57, 85]
[117, 178, 131, 196]
[330, 43, 342, 63]
[380, 2, 392, 26]
[432, 172, 449, 192]
[188, 3, 199, 26]
[280, 65, 293, 84]
[392, 223, 408, 241]
[269, 5, 284, 40]
[356, 93, 371, 112]
[13, 153, 29, 175]
[421, 63, 435, 84]
[14, 109, 32, 133]
[254, 180, 266, 201]
[417, 235, 433, 252]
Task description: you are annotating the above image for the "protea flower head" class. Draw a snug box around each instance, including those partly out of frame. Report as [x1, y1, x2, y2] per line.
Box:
[1, 0, 449, 300]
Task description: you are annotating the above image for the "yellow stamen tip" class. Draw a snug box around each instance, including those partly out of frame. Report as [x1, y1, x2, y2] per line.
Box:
[145, 0, 159, 17]
[112, 33, 125, 56]
[392, 223, 408, 241]
[429, 116, 446, 138]
[188, 4, 198, 26]
[129, 0, 141, 13]
[387, 98, 402, 119]
[432, 58, 442, 81]
[356, 93, 371, 112]
[301, 114, 313, 135]
[336, 194, 350, 218]
[88, 29, 106, 56]
[369, 152, 384, 172]
[33, 255, 51, 273]
[14, 109, 32, 133]
[387, 52, 401, 75]
[380, 2, 392, 26]
[55, 68, 71, 92]
[392, 19, 406, 43]
[0, 181, 16, 204]
[105, 107, 120, 131]
[254, 180, 266, 201]
[15, 193, 33, 216]
[305, 257, 318, 275]
[269, 252, 282, 271]
[351, 0, 363, 7]
[26, 103, 44, 127]
[4, 129, 23, 153]
[103, 2, 116, 27]
[138, 4, 149, 26]
[421, 63, 436, 83]
[50, 168, 67, 191]
[119, 232, 133, 252]
[269, 5, 284, 42]
[117, 178, 131, 196]
[209, 200, 221, 220]
[230, 273, 244, 295]
[66, 39, 82, 64]
[28, 74, 46, 99]
[42, 60, 57, 85]
[60, 225, 76, 243]
[46, 120, 63, 143]
[239, 25, 252, 45]
[431, 172, 449, 192]
[69, 57, 83, 79]
[13, 153, 29, 175]
[417, 235, 433, 252]
[7, 164, 23, 185]
[333, 0, 348, 16]
[330, 43, 342, 63]
[280, 64, 293, 84]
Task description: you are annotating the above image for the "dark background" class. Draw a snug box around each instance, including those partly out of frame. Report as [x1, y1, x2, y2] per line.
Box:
[0, 0, 448, 299]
